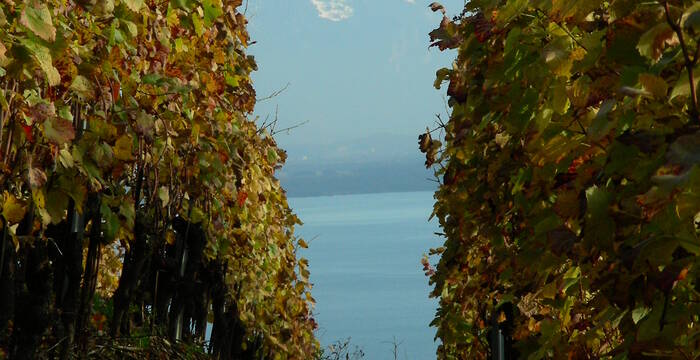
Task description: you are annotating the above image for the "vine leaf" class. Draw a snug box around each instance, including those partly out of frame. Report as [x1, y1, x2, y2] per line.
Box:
[20, 2, 56, 42]
[20, 37, 60, 86]
[429, 2, 446, 14]
[43, 117, 75, 145]
[636, 23, 676, 62]
[158, 187, 169, 207]
[28, 167, 47, 189]
[639, 74, 669, 99]
[670, 69, 700, 100]
[70, 75, 95, 100]
[2, 193, 26, 225]
[122, 0, 144, 13]
[113, 135, 133, 161]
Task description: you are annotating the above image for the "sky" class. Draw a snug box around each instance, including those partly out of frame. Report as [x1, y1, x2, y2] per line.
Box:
[245, 0, 466, 166]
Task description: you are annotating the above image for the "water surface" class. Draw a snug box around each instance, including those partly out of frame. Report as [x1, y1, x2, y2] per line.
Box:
[290, 191, 441, 359]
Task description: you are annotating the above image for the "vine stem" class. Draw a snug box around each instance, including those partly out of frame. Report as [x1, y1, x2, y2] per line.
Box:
[663, 1, 699, 121]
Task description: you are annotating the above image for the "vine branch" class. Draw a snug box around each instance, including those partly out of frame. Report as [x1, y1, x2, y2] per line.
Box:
[663, 1, 699, 121]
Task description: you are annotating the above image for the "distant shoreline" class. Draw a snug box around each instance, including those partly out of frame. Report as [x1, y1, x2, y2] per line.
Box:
[286, 188, 437, 199]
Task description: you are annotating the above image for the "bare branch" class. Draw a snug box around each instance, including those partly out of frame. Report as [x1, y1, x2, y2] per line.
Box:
[272, 120, 310, 135]
[663, 1, 699, 121]
[256, 82, 291, 103]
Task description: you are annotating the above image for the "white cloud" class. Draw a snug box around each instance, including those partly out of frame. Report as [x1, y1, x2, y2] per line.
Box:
[404, 0, 416, 3]
[310, 0, 354, 21]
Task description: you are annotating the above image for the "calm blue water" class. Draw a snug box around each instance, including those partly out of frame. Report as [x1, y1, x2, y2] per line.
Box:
[289, 191, 441, 359]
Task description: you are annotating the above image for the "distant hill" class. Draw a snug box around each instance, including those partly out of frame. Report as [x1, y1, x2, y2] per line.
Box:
[278, 156, 438, 198]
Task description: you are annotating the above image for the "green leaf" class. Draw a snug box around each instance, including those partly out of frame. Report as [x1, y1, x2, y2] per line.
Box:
[3, 193, 27, 225]
[584, 186, 615, 247]
[551, 83, 570, 115]
[95, 0, 114, 15]
[225, 74, 239, 87]
[589, 99, 616, 141]
[632, 306, 651, 324]
[119, 200, 135, 230]
[267, 148, 278, 163]
[45, 190, 69, 225]
[122, 0, 144, 13]
[682, 4, 700, 34]
[70, 75, 95, 100]
[202, 0, 223, 26]
[113, 135, 133, 161]
[58, 147, 74, 168]
[170, 0, 194, 10]
[637, 299, 664, 341]
[0, 7, 6, 26]
[434, 68, 450, 89]
[636, 22, 674, 62]
[192, 13, 204, 36]
[20, 37, 60, 86]
[108, 20, 125, 46]
[639, 73, 668, 99]
[20, 2, 56, 42]
[496, 0, 528, 23]
[43, 117, 76, 145]
[100, 203, 120, 241]
[122, 20, 138, 38]
[669, 133, 700, 166]
[141, 73, 164, 85]
[57, 106, 73, 122]
[678, 234, 700, 255]
[158, 186, 169, 206]
[670, 69, 700, 100]
[191, 207, 205, 224]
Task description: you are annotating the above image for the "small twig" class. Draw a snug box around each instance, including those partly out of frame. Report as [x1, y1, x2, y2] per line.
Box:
[136, 89, 181, 97]
[663, 1, 699, 120]
[256, 82, 290, 102]
[44, 336, 68, 353]
[271, 120, 309, 135]
[535, 8, 587, 51]
[48, 237, 63, 256]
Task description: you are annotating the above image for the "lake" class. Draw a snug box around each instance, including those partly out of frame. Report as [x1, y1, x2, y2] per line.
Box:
[289, 191, 442, 359]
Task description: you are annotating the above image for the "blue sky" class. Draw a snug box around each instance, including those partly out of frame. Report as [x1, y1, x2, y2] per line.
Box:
[246, 1, 465, 165]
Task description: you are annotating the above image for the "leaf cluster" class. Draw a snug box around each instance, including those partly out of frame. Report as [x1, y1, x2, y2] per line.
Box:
[0, 0, 317, 358]
[425, 0, 700, 358]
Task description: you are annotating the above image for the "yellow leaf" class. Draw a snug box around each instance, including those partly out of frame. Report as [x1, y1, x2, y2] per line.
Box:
[165, 229, 176, 245]
[213, 48, 226, 64]
[570, 47, 586, 61]
[114, 135, 133, 161]
[3, 193, 27, 225]
[298, 239, 308, 249]
[497, 311, 507, 323]
[158, 186, 169, 206]
[639, 73, 668, 99]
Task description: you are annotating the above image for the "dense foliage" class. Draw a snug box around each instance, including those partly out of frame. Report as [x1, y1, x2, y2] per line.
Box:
[423, 0, 700, 358]
[0, 0, 317, 359]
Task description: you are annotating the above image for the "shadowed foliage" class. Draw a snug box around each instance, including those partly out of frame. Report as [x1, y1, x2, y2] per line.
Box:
[423, 0, 700, 358]
[0, 0, 317, 358]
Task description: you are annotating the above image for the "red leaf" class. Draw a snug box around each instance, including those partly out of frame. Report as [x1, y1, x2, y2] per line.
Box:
[237, 191, 248, 207]
[22, 124, 34, 142]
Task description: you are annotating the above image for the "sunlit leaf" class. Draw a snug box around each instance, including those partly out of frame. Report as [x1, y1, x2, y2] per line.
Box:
[20, 2, 56, 42]
[113, 135, 133, 161]
[43, 117, 75, 145]
[2, 193, 26, 225]
[20, 37, 60, 86]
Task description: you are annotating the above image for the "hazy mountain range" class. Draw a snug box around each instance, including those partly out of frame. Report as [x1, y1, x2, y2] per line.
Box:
[275, 133, 440, 198]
